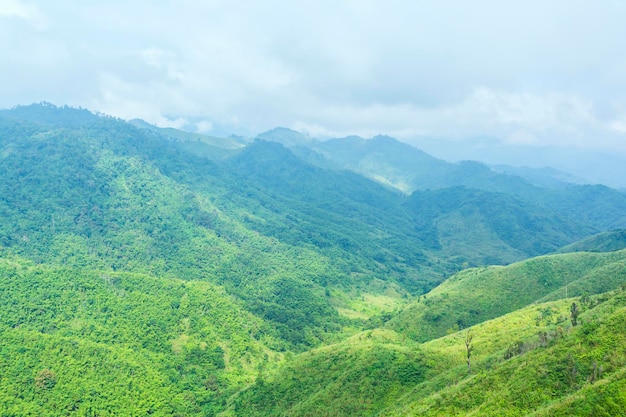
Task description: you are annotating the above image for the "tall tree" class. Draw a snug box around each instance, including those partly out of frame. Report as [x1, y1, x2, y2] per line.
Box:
[570, 302, 580, 326]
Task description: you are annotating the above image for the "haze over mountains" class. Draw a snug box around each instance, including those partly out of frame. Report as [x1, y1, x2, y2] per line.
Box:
[2, 103, 626, 416]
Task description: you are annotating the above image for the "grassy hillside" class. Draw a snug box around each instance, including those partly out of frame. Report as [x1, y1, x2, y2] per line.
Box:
[385, 289, 626, 416]
[557, 229, 626, 254]
[386, 250, 626, 342]
[232, 286, 626, 416]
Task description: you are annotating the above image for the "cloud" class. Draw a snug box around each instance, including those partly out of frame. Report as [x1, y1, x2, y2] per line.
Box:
[2, 0, 626, 154]
[0, 0, 36, 18]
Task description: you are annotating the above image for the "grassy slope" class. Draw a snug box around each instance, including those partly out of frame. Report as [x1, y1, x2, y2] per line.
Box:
[557, 229, 626, 254]
[386, 250, 626, 342]
[385, 290, 626, 416]
[228, 329, 428, 417]
[232, 287, 626, 416]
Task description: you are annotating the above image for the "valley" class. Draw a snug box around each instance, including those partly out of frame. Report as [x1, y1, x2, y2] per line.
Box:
[2, 103, 626, 416]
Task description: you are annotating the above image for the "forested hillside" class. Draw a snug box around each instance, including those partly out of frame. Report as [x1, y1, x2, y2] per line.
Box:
[234, 251, 626, 416]
[2, 103, 626, 415]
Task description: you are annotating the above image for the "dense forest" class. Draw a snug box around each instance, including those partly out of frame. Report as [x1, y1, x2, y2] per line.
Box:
[2, 103, 626, 415]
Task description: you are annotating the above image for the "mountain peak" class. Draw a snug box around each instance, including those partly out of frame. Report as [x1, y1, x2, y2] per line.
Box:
[0, 102, 108, 128]
[256, 127, 314, 146]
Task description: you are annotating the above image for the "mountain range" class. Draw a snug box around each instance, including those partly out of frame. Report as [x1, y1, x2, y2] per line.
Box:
[1, 103, 626, 416]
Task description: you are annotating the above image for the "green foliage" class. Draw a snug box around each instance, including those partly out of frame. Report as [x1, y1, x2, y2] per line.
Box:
[234, 289, 626, 416]
[405, 186, 586, 262]
[232, 330, 429, 416]
[557, 229, 626, 254]
[383, 290, 626, 416]
[3, 104, 626, 416]
[387, 250, 626, 342]
[0, 258, 281, 415]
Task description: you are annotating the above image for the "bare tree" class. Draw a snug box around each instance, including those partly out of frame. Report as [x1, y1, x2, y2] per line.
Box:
[465, 330, 474, 375]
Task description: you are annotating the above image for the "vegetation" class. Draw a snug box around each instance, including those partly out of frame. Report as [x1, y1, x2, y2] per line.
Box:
[0, 256, 279, 415]
[386, 250, 626, 342]
[234, 286, 626, 416]
[557, 229, 626, 254]
[2, 103, 626, 415]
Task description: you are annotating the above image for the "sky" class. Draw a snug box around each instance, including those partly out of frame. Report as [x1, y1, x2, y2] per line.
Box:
[2, 0, 626, 162]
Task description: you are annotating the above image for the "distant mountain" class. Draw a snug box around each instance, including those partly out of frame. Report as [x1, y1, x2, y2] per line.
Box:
[308, 135, 449, 193]
[412, 135, 626, 189]
[404, 187, 586, 265]
[261, 131, 540, 194]
[256, 127, 314, 147]
[129, 118, 246, 160]
[256, 128, 626, 234]
[489, 164, 585, 188]
[557, 229, 626, 254]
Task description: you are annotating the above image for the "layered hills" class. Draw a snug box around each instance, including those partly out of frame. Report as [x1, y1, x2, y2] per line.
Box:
[2, 103, 626, 415]
[235, 250, 626, 416]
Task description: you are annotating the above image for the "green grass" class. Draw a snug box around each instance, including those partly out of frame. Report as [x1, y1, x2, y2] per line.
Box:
[386, 250, 626, 342]
[385, 290, 626, 416]
[231, 288, 626, 417]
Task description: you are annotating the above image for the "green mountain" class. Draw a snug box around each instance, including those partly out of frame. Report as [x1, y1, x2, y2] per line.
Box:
[489, 164, 584, 188]
[311, 135, 451, 193]
[232, 251, 626, 416]
[386, 250, 626, 342]
[558, 230, 626, 254]
[2, 103, 626, 415]
[260, 129, 626, 233]
[404, 187, 586, 265]
[128, 118, 246, 161]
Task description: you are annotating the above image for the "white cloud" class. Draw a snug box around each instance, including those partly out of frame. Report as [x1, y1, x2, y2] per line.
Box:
[2, 0, 626, 154]
[0, 0, 36, 18]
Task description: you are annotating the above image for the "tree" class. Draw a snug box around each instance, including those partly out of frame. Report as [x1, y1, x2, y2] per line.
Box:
[570, 302, 579, 326]
[464, 331, 474, 375]
[35, 369, 57, 389]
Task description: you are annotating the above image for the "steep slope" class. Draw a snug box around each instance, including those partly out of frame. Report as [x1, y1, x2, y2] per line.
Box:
[232, 284, 626, 416]
[263, 130, 626, 233]
[0, 107, 352, 348]
[223, 140, 445, 291]
[557, 229, 626, 254]
[386, 250, 626, 342]
[404, 187, 587, 265]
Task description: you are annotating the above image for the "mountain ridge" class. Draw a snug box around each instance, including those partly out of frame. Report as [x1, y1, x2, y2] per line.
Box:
[3, 103, 626, 416]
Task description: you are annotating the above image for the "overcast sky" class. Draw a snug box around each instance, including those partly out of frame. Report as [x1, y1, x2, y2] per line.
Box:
[2, 0, 626, 154]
